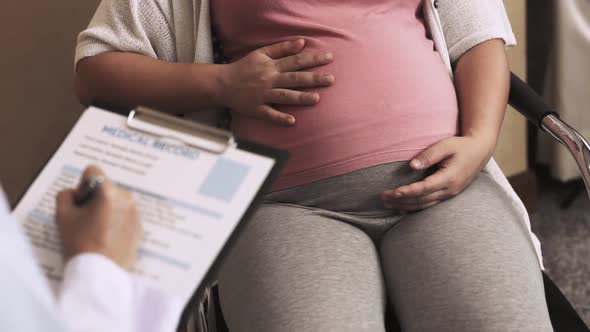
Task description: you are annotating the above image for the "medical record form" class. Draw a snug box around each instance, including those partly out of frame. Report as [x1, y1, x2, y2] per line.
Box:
[12, 106, 285, 305]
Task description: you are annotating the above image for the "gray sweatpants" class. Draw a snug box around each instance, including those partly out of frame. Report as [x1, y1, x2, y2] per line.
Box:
[218, 162, 553, 332]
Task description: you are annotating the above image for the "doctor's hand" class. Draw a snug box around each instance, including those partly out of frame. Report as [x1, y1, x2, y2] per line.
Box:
[56, 166, 142, 271]
[381, 135, 496, 212]
[219, 39, 335, 126]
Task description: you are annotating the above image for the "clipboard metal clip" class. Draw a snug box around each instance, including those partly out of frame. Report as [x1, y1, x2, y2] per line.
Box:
[127, 106, 236, 154]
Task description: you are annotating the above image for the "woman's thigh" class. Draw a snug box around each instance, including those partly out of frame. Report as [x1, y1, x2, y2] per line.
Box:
[218, 203, 386, 332]
[380, 173, 552, 332]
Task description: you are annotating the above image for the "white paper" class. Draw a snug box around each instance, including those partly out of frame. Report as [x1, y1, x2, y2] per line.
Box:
[12, 107, 275, 304]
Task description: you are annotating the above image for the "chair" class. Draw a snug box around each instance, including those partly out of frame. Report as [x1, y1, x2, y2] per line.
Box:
[195, 73, 590, 332]
[506, 73, 590, 331]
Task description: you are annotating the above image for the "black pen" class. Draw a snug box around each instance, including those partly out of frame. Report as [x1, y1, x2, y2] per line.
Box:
[74, 175, 104, 207]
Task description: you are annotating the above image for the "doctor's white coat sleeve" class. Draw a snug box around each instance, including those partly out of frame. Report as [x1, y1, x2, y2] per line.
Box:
[58, 254, 185, 332]
[0, 189, 65, 332]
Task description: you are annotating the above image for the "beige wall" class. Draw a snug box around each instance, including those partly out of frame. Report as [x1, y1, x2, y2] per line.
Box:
[495, 1, 529, 177]
[0, 1, 100, 206]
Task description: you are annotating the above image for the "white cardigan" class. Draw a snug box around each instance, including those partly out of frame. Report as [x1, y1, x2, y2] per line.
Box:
[76, 0, 543, 267]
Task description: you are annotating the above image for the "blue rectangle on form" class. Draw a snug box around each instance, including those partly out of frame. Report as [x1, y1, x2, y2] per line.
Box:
[199, 158, 251, 202]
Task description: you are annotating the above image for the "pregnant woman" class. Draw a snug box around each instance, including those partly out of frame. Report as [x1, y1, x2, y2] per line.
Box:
[75, 0, 552, 331]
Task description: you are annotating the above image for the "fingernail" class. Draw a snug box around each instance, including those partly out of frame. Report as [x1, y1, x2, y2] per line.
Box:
[323, 75, 334, 84]
[287, 117, 295, 125]
[395, 191, 404, 198]
[324, 53, 334, 61]
[411, 159, 423, 168]
[309, 93, 320, 103]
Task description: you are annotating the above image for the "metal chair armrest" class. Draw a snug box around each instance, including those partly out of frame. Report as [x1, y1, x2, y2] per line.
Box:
[509, 73, 590, 199]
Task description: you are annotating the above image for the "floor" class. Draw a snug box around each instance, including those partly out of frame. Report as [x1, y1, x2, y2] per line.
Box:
[530, 175, 590, 326]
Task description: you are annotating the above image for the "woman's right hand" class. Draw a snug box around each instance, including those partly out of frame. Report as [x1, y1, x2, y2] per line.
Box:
[218, 39, 335, 126]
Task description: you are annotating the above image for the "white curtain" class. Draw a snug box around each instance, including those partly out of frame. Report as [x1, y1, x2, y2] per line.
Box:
[540, 0, 590, 181]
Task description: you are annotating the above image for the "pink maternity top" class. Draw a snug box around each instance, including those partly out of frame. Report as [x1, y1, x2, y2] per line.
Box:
[211, 0, 459, 191]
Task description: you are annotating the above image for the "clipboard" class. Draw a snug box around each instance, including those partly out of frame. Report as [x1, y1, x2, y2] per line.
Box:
[11, 106, 288, 327]
[126, 107, 288, 324]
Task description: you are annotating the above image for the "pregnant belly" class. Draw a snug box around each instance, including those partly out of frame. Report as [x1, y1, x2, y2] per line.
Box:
[231, 38, 459, 171]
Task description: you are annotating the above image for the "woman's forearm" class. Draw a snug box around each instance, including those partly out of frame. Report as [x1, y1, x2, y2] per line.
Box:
[454, 39, 510, 157]
[75, 52, 225, 114]
[75, 41, 335, 122]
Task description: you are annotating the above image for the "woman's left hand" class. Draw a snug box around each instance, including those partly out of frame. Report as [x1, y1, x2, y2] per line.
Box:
[381, 134, 495, 212]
